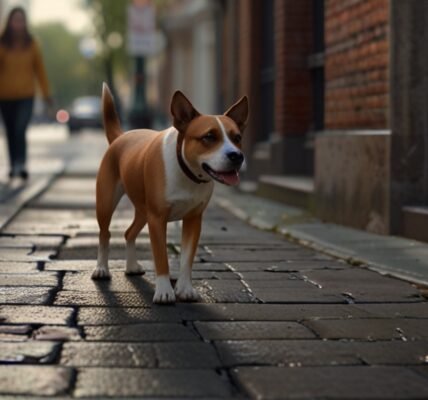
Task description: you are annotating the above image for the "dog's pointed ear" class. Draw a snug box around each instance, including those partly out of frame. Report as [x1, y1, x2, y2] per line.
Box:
[171, 91, 200, 133]
[224, 95, 249, 132]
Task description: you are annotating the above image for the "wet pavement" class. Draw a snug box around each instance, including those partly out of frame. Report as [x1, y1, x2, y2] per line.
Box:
[1, 128, 428, 398]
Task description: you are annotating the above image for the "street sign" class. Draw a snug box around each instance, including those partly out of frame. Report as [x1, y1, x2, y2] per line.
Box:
[127, 3, 158, 56]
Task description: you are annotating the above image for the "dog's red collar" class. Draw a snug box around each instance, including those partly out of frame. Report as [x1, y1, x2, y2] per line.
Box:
[176, 134, 209, 184]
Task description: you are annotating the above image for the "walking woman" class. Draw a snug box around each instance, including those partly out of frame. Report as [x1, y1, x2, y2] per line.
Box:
[0, 7, 51, 180]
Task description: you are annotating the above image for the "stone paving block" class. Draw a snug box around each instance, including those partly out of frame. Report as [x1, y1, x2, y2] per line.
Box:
[64, 235, 150, 249]
[354, 341, 428, 365]
[39, 177, 96, 193]
[3, 222, 76, 236]
[199, 248, 330, 263]
[0, 249, 54, 262]
[0, 235, 64, 250]
[229, 260, 349, 272]
[216, 340, 363, 367]
[6, 208, 92, 224]
[241, 279, 314, 290]
[0, 324, 32, 335]
[77, 306, 181, 325]
[301, 269, 422, 302]
[54, 290, 153, 307]
[0, 305, 74, 324]
[32, 192, 95, 209]
[0, 287, 54, 305]
[0, 333, 29, 342]
[177, 303, 370, 321]
[84, 323, 198, 341]
[0, 272, 58, 287]
[237, 271, 303, 281]
[0, 365, 72, 396]
[411, 366, 428, 379]
[77, 303, 368, 325]
[0, 342, 60, 364]
[74, 368, 232, 398]
[196, 279, 254, 303]
[62, 271, 154, 293]
[61, 342, 220, 368]
[352, 303, 428, 318]
[232, 366, 428, 399]
[62, 270, 238, 295]
[45, 259, 230, 273]
[304, 318, 428, 340]
[216, 340, 428, 368]
[202, 242, 300, 252]
[32, 326, 82, 341]
[195, 321, 316, 340]
[57, 246, 154, 260]
[0, 262, 38, 273]
[191, 262, 231, 272]
[252, 287, 345, 304]
[45, 259, 127, 272]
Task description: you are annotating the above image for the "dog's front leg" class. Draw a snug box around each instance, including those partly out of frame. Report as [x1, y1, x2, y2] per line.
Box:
[148, 214, 175, 304]
[175, 213, 202, 301]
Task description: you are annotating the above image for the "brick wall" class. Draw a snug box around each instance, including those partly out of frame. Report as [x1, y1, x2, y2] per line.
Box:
[325, 0, 389, 129]
[275, 0, 313, 136]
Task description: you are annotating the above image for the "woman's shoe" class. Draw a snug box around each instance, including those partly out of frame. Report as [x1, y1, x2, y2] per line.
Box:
[19, 170, 28, 180]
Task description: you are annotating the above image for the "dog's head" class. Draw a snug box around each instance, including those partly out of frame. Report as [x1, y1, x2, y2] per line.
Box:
[171, 91, 248, 186]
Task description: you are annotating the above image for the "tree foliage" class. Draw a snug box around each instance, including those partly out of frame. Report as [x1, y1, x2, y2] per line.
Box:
[85, 0, 130, 82]
[33, 23, 102, 108]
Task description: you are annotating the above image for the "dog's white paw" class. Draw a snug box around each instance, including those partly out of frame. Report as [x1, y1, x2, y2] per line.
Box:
[91, 267, 111, 280]
[175, 279, 200, 302]
[125, 262, 145, 275]
[153, 276, 176, 304]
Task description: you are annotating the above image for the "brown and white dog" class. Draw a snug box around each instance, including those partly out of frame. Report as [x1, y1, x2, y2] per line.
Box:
[92, 84, 248, 304]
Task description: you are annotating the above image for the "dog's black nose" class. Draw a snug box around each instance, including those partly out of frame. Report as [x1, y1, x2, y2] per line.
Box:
[227, 151, 244, 165]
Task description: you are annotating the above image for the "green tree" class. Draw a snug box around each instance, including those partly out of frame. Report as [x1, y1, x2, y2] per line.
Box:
[33, 23, 103, 108]
[85, 0, 130, 111]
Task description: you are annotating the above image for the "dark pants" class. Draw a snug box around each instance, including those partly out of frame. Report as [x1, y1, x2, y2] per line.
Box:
[0, 97, 34, 174]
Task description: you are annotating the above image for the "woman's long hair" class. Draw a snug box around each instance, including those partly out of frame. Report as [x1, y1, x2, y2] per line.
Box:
[0, 7, 33, 49]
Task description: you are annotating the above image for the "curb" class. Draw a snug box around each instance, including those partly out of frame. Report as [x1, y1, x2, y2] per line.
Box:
[0, 165, 64, 232]
[215, 193, 428, 288]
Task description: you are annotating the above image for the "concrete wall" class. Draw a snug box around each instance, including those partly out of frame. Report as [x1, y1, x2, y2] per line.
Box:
[389, 0, 428, 233]
[315, 131, 390, 234]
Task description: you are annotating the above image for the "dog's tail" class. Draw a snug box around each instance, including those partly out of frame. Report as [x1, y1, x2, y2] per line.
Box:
[102, 82, 122, 145]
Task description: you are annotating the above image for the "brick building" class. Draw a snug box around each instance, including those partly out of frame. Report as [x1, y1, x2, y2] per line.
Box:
[219, 0, 428, 242]
[159, 0, 428, 242]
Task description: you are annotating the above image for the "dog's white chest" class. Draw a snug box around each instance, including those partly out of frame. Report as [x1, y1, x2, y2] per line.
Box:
[162, 129, 214, 221]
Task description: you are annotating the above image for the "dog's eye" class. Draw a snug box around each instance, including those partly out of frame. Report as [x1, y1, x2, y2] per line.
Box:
[232, 134, 242, 144]
[201, 132, 217, 144]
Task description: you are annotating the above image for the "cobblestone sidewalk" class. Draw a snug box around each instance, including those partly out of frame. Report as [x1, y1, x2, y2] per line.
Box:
[1, 134, 428, 398]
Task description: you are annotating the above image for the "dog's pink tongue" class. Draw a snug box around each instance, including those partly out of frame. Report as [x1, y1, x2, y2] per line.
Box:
[220, 170, 240, 186]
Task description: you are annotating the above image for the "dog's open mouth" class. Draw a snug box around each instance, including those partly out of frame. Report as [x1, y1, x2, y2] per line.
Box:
[202, 163, 240, 186]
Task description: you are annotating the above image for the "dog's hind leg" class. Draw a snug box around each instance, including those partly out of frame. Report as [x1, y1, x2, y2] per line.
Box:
[125, 209, 147, 275]
[92, 165, 123, 280]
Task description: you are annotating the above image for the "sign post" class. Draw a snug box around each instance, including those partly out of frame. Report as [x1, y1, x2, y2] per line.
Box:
[127, 0, 157, 129]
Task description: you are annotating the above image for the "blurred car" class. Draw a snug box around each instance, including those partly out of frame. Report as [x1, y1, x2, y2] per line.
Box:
[67, 96, 102, 132]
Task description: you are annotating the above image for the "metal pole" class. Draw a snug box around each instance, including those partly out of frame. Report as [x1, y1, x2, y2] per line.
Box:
[128, 54, 152, 129]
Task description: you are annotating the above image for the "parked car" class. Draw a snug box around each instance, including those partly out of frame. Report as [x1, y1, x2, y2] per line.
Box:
[67, 96, 102, 132]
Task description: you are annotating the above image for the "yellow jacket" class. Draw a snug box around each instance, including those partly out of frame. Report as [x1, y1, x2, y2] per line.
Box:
[0, 40, 50, 100]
